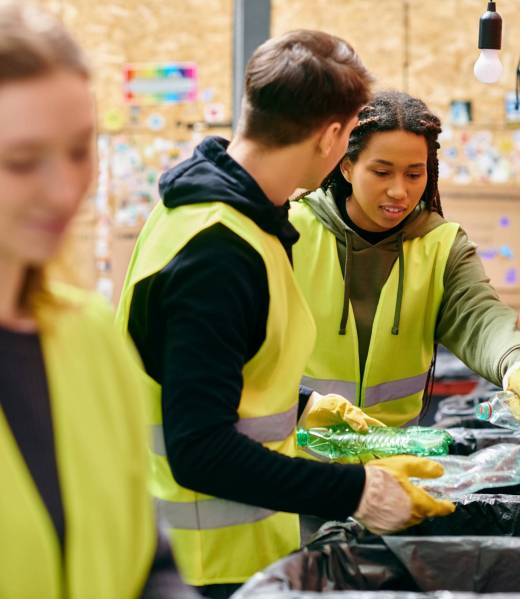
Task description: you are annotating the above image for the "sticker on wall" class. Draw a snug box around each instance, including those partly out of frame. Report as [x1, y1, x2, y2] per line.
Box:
[505, 268, 518, 285]
[450, 100, 472, 126]
[438, 160, 452, 179]
[204, 103, 225, 124]
[130, 105, 142, 126]
[454, 165, 471, 184]
[479, 249, 498, 260]
[445, 146, 458, 159]
[123, 62, 198, 105]
[505, 92, 520, 123]
[102, 107, 126, 132]
[498, 138, 514, 154]
[439, 126, 453, 142]
[489, 158, 511, 183]
[513, 130, 520, 150]
[500, 245, 514, 259]
[200, 88, 215, 103]
[464, 143, 478, 160]
[499, 216, 511, 228]
[147, 113, 166, 131]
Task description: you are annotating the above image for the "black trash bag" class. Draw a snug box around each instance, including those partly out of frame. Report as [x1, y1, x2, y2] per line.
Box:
[447, 427, 520, 455]
[233, 520, 418, 596]
[398, 494, 520, 537]
[234, 517, 520, 596]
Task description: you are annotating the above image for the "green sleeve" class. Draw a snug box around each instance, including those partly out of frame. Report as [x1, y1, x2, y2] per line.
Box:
[436, 227, 520, 386]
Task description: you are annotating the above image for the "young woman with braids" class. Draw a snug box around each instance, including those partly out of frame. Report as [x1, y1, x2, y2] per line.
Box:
[291, 90, 520, 429]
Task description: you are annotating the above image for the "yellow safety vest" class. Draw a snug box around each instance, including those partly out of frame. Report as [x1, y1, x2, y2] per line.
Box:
[290, 201, 459, 427]
[0, 285, 155, 599]
[116, 201, 316, 586]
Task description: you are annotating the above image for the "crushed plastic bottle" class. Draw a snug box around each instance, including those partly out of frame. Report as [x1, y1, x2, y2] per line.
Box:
[413, 443, 520, 500]
[475, 390, 520, 430]
[296, 425, 452, 460]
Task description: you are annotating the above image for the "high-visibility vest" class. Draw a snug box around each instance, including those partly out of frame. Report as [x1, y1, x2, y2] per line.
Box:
[116, 201, 316, 586]
[0, 285, 155, 599]
[290, 201, 459, 427]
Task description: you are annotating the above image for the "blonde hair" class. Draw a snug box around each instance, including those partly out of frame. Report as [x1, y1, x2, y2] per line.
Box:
[0, 2, 90, 312]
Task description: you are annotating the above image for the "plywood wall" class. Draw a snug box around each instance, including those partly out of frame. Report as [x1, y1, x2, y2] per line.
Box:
[33, 0, 520, 128]
[272, 0, 520, 126]
[37, 0, 233, 129]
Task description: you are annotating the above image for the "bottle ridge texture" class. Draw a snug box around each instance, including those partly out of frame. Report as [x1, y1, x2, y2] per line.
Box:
[296, 425, 452, 460]
[476, 391, 520, 430]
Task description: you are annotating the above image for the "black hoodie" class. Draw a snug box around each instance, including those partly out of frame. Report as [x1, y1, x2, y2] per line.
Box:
[128, 136, 365, 521]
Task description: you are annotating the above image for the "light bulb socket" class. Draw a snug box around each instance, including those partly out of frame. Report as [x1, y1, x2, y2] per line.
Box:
[478, 2, 502, 50]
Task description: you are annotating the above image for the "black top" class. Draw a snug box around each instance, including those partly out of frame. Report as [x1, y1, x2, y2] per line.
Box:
[0, 326, 66, 549]
[128, 136, 366, 520]
[0, 326, 186, 598]
[339, 197, 407, 244]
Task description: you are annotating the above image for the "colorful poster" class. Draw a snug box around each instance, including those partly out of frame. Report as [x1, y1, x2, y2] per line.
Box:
[123, 63, 197, 105]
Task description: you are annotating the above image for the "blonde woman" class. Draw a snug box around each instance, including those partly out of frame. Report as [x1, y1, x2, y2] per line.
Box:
[0, 4, 196, 597]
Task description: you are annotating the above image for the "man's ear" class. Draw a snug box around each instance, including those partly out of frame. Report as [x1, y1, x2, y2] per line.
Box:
[340, 158, 352, 182]
[317, 121, 342, 157]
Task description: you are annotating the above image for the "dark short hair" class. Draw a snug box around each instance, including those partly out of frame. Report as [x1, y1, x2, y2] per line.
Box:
[240, 29, 373, 147]
[322, 90, 444, 216]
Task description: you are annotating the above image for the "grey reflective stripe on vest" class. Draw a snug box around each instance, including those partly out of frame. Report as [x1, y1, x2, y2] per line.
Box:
[363, 371, 429, 407]
[301, 376, 357, 401]
[151, 426, 167, 456]
[234, 403, 297, 443]
[151, 403, 298, 456]
[156, 496, 275, 530]
[302, 372, 428, 408]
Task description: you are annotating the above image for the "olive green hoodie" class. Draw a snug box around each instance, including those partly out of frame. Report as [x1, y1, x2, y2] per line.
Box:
[294, 188, 520, 386]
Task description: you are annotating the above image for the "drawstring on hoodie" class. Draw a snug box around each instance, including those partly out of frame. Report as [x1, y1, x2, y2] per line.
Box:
[339, 229, 406, 337]
[392, 232, 405, 336]
[339, 231, 353, 335]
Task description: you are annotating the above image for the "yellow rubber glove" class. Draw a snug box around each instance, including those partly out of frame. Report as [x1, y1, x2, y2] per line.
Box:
[505, 369, 520, 419]
[302, 391, 385, 433]
[364, 455, 455, 528]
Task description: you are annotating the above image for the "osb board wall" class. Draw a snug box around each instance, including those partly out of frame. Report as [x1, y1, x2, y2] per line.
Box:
[36, 0, 233, 129]
[272, 0, 520, 127]
[34, 0, 520, 128]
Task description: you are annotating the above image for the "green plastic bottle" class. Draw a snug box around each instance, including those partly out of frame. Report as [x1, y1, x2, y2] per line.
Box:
[296, 425, 452, 460]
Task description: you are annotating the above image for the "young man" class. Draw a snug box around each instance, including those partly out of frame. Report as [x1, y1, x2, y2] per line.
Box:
[116, 30, 453, 598]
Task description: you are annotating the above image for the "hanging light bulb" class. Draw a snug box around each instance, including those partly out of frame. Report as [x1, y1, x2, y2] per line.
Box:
[473, 1, 503, 84]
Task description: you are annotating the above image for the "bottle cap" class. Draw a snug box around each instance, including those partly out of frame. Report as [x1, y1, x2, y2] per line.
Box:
[296, 428, 309, 447]
[477, 402, 492, 420]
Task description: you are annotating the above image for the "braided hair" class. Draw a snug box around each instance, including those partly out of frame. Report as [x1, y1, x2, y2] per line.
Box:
[322, 90, 443, 216]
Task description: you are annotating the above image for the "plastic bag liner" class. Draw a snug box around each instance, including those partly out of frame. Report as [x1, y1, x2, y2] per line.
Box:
[433, 416, 503, 430]
[401, 494, 520, 537]
[447, 426, 520, 456]
[416, 444, 520, 499]
[232, 520, 520, 596]
[233, 592, 520, 598]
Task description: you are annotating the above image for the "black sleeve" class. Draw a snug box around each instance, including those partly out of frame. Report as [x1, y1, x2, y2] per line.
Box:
[298, 384, 314, 417]
[158, 224, 365, 520]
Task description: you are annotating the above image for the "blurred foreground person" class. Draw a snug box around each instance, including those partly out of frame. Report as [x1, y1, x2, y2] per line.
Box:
[0, 3, 197, 597]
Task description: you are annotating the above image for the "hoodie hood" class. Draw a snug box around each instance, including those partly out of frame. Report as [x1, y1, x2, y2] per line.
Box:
[296, 187, 447, 338]
[159, 136, 299, 249]
[301, 187, 445, 248]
